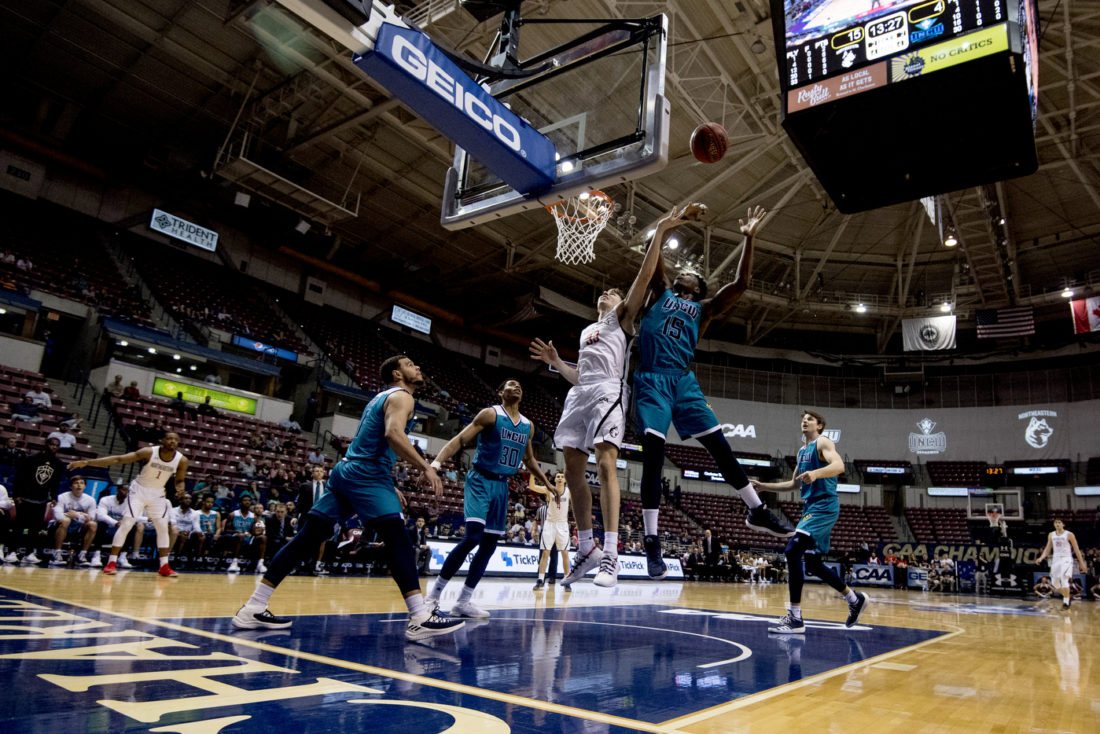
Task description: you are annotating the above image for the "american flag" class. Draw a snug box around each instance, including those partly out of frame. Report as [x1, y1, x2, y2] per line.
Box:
[976, 307, 1035, 338]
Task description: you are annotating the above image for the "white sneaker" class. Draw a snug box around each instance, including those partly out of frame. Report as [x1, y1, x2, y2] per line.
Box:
[424, 592, 441, 615]
[48, 554, 66, 567]
[406, 610, 464, 641]
[88, 551, 102, 568]
[77, 552, 90, 567]
[451, 600, 490, 618]
[315, 563, 329, 576]
[22, 552, 41, 564]
[593, 554, 619, 588]
[562, 546, 603, 587]
[232, 604, 292, 630]
[4, 552, 19, 564]
[227, 560, 241, 573]
[255, 560, 267, 575]
[117, 554, 133, 569]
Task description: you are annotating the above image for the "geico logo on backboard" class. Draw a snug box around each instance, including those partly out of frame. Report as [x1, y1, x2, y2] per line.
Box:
[389, 34, 522, 152]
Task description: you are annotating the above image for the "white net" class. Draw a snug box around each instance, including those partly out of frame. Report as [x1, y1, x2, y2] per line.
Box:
[547, 191, 613, 265]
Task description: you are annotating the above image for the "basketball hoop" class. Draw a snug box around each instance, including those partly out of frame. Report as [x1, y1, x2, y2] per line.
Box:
[986, 511, 1002, 527]
[546, 190, 613, 265]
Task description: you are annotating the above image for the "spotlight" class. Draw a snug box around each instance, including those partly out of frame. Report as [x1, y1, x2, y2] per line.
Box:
[1061, 287, 1074, 298]
[855, 303, 867, 313]
[560, 160, 575, 173]
[750, 36, 766, 54]
[943, 227, 958, 247]
[940, 302, 952, 312]
[997, 216, 1005, 226]
[172, 354, 181, 360]
[189, 365, 197, 371]
[295, 220, 311, 234]
[118, 340, 128, 347]
[667, 238, 679, 250]
[147, 347, 157, 354]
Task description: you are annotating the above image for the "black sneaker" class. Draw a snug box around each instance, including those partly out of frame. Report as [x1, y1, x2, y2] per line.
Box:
[746, 504, 796, 537]
[406, 611, 465, 641]
[845, 592, 869, 627]
[532, 578, 545, 590]
[768, 612, 805, 634]
[643, 535, 667, 580]
[232, 604, 293, 630]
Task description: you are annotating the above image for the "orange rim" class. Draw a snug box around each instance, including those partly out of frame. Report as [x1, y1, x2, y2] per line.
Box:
[546, 190, 613, 223]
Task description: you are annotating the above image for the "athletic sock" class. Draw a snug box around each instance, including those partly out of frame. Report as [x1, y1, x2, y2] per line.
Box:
[108, 554, 118, 564]
[578, 529, 594, 555]
[405, 593, 426, 616]
[845, 590, 858, 603]
[159, 557, 169, 568]
[603, 532, 618, 555]
[430, 577, 448, 598]
[788, 604, 802, 619]
[247, 582, 275, 608]
[458, 585, 474, 603]
[737, 483, 763, 509]
[643, 509, 659, 537]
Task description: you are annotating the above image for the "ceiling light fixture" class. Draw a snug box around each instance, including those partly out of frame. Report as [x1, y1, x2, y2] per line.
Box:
[855, 303, 867, 313]
[940, 302, 952, 312]
[1061, 287, 1074, 298]
[943, 227, 958, 247]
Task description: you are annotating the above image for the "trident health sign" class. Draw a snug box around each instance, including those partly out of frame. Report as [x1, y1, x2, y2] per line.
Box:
[152, 378, 257, 415]
[149, 209, 218, 251]
[354, 24, 556, 195]
[427, 540, 684, 579]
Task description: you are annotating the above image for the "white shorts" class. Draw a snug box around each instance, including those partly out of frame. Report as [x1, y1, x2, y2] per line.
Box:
[554, 381, 627, 452]
[540, 520, 570, 551]
[125, 480, 170, 520]
[1051, 557, 1074, 588]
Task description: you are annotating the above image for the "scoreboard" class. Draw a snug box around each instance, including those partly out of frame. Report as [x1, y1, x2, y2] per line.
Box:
[782, 0, 1008, 90]
[772, 0, 1040, 212]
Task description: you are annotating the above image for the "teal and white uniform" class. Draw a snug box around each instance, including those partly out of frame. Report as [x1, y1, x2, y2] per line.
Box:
[634, 289, 720, 439]
[794, 439, 839, 553]
[465, 405, 532, 534]
[312, 386, 410, 523]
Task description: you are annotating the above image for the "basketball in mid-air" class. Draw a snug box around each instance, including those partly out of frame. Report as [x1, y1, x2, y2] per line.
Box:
[690, 122, 728, 164]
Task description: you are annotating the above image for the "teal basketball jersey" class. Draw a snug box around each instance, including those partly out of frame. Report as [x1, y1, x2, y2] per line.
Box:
[473, 405, 532, 476]
[638, 289, 701, 371]
[344, 386, 413, 470]
[796, 439, 837, 504]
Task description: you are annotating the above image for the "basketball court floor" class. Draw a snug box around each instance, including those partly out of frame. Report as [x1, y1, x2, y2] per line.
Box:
[1, 567, 1094, 733]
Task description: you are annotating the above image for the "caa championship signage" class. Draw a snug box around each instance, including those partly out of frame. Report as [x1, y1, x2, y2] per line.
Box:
[427, 540, 684, 579]
[149, 208, 218, 251]
[354, 24, 556, 195]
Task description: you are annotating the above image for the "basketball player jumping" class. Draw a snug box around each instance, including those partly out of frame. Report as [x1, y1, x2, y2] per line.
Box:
[530, 472, 571, 590]
[426, 379, 556, 618]
[1035, 518, 1086, 609]
[68, 432, 189, 577]
[634, 204, 794, 578]
[232, 355, 463, 641]
[751, 410, 869, 633]
[529, 203, 705, 587]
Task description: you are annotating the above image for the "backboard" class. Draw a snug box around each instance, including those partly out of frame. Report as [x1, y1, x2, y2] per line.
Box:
[440, 14, 669, 230]
[966, 488, 1023, 522]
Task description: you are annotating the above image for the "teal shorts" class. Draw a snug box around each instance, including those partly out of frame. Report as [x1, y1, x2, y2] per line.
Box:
[796, 501, 839, 554]
[310, 459, 402, 523]
[463, 466, 510, 534]
[634, 370, 719, 439]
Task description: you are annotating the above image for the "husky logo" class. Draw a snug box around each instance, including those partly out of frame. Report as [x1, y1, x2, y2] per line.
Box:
[822, 429, 841, 443]
[909, 417, 947, 455]
[1024, 418, 1053, 449]
[35, 463, 55, 485]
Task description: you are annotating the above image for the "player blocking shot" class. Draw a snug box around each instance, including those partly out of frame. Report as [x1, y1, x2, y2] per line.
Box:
[426, 379, 557, 617]
[751, 410, 868, 633]
[231, 355, 463, 641]
[633, 203, 795, 579]
[1035, 518, 1086, 609]
[529, 205, 687, 587]
[68, 432, 189, 577]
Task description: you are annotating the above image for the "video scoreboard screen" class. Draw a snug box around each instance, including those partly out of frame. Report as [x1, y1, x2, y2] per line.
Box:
[781, 0, 1008, 89]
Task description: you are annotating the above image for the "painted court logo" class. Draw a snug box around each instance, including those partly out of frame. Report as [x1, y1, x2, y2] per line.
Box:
[1018, 409, 1056, 449]
[909, 418, 947, 455]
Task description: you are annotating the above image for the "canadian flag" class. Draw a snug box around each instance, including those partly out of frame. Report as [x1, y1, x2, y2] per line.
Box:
[1071, 296, 1100, 334]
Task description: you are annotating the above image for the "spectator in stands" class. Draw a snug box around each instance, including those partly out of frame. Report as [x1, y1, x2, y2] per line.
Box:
[279, 417, 301, 434]
[409, 516, 432, 575]
[673, 484, 682, 508]
[171, 392, 197, 420]
[0, 250, 13, 264]
[47, 423, 78, 450]
[197, 396, 218, 418]
[702, 529, 721, 578]
[297, 465, 326, 517]
[11, 396, 42, 423]
[265, 503, 294, 559]
[123, 381, 141, 400]
[248, 429, 264, 450]
[0, 437, 27, 465]
[16, 256, 32, 272]
[105, 375, 125, 398]
[48, 476, 98, 566]
[238, 455, 257, 479]
[221, 494, 259, 573]
[170, 493, 201, 558]
[307, 446, 325, 464]
[264, 432, 283, 454]
[204, 373, 223, 385]
[7, 437, 65, 563]
[26, 383, 51, 409]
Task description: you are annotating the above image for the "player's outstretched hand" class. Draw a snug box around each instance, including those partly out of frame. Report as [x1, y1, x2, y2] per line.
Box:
[422, 466, 443, 498]
[658, 202, 707, 229]
[67, 460, 86, 470]
[529, 338, 558, 364]
[739, 205, 766, 237]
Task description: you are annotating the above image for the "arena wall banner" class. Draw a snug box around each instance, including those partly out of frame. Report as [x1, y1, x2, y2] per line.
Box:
[878, 542, 1042, 566]
[427, 540, 684, 579]
[151, 378, 258, 415]
[907, 566, 928, 588]
[803, 560, 843, 583]
[850, 564, 894, 586]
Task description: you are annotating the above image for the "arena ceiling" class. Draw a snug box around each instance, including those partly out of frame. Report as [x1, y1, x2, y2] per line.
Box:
[2, 0, 1099, 353]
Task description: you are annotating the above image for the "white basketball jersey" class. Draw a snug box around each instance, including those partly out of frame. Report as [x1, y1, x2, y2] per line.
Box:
[1051, 531, 1071, 560]
[137, 449, 182, 490]
[577, 308, 628, 385]
[546, 486, 571, 523]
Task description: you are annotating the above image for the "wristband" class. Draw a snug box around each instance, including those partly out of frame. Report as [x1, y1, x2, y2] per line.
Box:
[430, 460, 442, 470]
